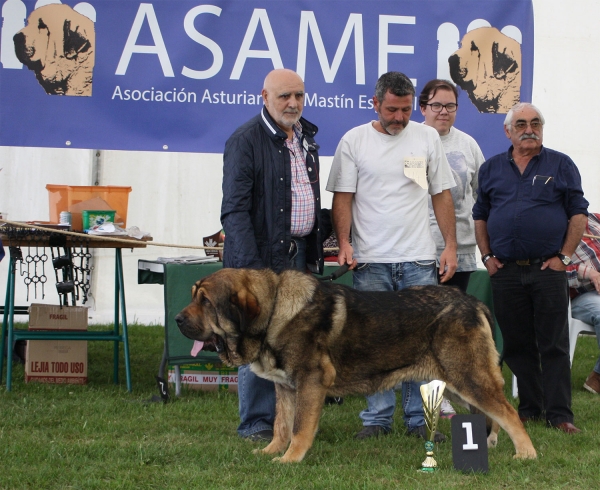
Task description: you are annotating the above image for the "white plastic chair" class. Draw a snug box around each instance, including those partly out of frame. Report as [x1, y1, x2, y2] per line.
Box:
[568, 317, 596, 364]
[512, 305, 596, 398]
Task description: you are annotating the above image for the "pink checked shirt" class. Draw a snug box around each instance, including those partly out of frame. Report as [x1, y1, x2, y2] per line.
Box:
[285, 122, 315, 237]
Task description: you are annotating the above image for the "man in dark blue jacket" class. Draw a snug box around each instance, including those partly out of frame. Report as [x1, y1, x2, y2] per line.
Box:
[474, 102, 588, 434]
[221, 68, 324, 441]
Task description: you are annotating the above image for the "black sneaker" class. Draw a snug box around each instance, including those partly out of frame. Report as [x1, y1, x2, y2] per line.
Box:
[407, 425, 446, 443]
[354, 425, 391, 440]
[244, 429, 273, 442]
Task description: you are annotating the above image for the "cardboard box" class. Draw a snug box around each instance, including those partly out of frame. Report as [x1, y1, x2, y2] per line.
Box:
[46, 185, 131, 230]
[25, 341, 88, 385]
[25, 304, 88, 385]
[68, 198, 122, 231]
[168, 361, 238, 393]
[29, 304, 88, 330]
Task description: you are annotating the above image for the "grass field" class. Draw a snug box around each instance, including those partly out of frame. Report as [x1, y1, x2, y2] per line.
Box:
[1, 324, 598, 490]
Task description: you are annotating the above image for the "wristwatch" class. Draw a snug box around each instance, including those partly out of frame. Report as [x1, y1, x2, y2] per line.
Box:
[481, 253, 494, 265]
[557, 253, 572, 266]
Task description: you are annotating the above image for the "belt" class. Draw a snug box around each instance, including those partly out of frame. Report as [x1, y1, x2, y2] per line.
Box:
[503, 256, 553, 266]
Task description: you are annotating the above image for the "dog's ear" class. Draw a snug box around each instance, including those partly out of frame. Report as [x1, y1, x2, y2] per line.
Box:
[63, 19, 91, 60]
[191, 281, 203, 301]
[230, 289, 261, 332]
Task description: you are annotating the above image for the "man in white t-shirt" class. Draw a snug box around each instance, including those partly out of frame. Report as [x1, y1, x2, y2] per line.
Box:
[326, 72, 457, 442]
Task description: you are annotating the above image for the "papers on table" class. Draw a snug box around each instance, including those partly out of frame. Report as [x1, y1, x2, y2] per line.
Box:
[154, 256, 219, 264]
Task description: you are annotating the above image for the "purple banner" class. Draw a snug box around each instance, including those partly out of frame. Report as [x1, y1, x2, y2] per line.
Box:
[0, 0, 534, 157]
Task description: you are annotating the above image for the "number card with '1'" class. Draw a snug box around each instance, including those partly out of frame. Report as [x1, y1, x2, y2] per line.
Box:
[450, 414, 489, 473]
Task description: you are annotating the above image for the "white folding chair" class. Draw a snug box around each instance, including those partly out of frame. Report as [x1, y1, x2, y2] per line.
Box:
[568, 317, 596, 364]
[512, 303, 596, 398]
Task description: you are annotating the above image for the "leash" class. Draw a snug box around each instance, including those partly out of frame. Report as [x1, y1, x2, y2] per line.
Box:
[319, 263, 350, 282]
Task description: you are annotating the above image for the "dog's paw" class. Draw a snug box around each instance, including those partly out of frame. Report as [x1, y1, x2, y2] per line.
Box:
[253, 447, 275, 455]
[253, 443, 285, 456]
[513, 449, 537, 460]
[487, 434, 498, 448]
[272, 455, 301, 463]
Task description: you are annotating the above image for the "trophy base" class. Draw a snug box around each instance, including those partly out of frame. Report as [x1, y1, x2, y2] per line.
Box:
[419, 454, 439, 472]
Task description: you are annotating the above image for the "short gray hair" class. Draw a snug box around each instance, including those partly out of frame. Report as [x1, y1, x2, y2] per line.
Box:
[374, 72, 415, 103]
[504, 102, 545, 129]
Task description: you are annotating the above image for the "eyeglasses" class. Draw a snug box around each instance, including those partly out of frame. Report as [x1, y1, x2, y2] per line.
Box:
[513, 120, 543, 131]
[426, 102, 458, 113]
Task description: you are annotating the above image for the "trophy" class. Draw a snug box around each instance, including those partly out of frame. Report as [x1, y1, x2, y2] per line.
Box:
[418, 379, 447, 472]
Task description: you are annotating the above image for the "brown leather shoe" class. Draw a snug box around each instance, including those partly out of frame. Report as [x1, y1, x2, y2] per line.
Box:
[583, 370, 600, 394]
[552, 422, 581, 434]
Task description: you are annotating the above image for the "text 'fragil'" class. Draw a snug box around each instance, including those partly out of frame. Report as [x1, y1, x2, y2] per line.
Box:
[172, 373, 238, 384]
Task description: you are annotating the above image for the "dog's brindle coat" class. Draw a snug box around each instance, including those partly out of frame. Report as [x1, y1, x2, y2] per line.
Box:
[175, 268, 536, 463]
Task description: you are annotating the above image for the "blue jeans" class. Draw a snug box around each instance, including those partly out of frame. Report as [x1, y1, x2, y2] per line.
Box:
[237, 238, 307, 437]
[571, 291, 600, 374]
[353, 261, 438, 431]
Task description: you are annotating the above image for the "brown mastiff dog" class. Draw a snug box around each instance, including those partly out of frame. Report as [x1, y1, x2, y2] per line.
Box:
[175, 268, 536, 463]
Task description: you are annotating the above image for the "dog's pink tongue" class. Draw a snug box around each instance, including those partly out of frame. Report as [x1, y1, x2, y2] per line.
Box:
[191, 341, 204, 357]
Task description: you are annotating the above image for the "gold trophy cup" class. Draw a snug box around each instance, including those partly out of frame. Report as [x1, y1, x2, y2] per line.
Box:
[418, 379, 447, 472]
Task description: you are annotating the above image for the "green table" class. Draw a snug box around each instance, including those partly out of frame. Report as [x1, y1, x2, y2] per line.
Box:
[466, 269, 502, 354]
[138, 260, 222, 368]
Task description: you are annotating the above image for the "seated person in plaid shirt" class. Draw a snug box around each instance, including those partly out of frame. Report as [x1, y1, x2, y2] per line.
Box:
[221, 68, 324, 442]
[567, 213, 600, 394]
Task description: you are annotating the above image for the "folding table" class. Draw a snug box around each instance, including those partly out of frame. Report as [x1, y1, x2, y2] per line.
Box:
[1, 232, 147, 392]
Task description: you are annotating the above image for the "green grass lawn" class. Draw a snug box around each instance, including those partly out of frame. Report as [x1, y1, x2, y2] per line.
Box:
[1, 324, 598, 490]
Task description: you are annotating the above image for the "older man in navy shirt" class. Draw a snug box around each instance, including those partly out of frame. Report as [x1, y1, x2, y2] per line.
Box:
[473, 102, 588, 434]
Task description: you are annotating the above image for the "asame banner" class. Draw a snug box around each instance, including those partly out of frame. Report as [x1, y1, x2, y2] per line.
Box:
[0, 0, 533, 157]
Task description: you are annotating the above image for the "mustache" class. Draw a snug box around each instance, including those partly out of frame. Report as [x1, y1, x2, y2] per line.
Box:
[520, 133, 540, 141]
[386, 120, 407, 127]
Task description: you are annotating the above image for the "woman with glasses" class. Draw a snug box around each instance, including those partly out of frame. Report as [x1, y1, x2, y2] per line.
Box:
[420, 79, 485, 293]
